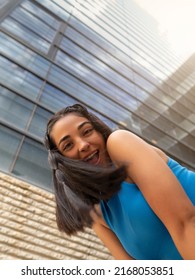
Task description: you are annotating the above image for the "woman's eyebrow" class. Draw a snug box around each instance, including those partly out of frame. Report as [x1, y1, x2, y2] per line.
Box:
[58, 135, 70, 146]
[77, 121, 91, 130]
[58, 121, 91, 146]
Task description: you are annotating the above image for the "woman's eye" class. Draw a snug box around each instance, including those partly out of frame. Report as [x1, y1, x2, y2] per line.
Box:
[84, 128, 93, 135]
[63, 142, 72, 151]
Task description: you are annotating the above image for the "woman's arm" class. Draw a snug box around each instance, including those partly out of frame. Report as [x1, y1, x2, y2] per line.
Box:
[107, 130, 195, 260]
[92, 220, 134, 260]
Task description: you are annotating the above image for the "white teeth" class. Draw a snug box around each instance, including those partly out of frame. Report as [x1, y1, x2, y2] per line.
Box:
[85, 151, 97, 161]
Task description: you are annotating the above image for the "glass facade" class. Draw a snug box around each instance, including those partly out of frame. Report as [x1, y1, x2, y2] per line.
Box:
[0, 0, 194, 191]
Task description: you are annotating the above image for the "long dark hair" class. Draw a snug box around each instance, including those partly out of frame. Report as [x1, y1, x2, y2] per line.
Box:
[44, 104, 127, 235]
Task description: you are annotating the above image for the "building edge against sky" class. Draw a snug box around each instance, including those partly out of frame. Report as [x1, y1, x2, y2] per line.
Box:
[0, 0, 195, 259]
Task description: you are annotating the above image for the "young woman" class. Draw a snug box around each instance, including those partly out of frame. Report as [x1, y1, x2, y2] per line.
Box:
[44, 103, 195, 260]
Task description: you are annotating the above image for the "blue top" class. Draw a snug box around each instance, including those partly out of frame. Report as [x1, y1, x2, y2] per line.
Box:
[100, 158, 195, 260]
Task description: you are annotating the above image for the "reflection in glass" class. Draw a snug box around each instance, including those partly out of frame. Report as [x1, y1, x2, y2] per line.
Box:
[22, 0, 60, 29]
[0, 32, 50, 77]
[59, 37, 134, 90]
[142, 124, 177, 150]
[0, 125, 21, 172]
[48, 65, 131, 122]
[12, 138, 52, 189]
[0, 0, 7, 9]
[69, 16, 132, 68]
[40, 83, 76, 112]
[74, 1, 129, 47]
[164, 108, 186, 124]
[179, 119, 195, 133]
[72, 8, 130, 55]
[28, 107, 52, 139]
[0, 87, 34, 130]
[55, 51, 137, 111]
[0, 0, 63, 53]
[168, 143, 195, 168]
[1, 18, 50, 53]
[36, 0, 71, 21]
[11, 7, 56, 42]
[0, 56, 43, 100]
[133, 104, 159, 123]
[144, 96, 167, 114]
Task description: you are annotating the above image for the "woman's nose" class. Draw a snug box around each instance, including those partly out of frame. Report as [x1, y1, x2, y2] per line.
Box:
[78, 139, 90, 152]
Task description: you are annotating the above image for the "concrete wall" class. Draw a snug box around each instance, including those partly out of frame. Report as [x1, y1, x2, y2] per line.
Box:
[0, 172, 112, 260]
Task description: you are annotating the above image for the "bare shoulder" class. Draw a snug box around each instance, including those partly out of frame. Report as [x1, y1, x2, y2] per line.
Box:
[107, 130, 138, 159]
[107, 129, 168, 163]
[107, 129, 136, 142]
[107, 129, 150, 151]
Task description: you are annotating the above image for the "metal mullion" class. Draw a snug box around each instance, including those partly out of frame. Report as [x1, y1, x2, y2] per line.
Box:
[0, 118, 43, 144]
[0, 27, 48, 59]
[8, 134, 25, 173]
[47, 22, 68, 60]
[0, 0, 23, 22]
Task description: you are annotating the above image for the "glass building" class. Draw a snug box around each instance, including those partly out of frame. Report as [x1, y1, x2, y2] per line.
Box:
[0, 0, 194, 191]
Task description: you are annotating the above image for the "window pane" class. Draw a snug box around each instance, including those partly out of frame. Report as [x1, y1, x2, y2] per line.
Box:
[59, 39, 135, 93]
[152, 88, 174, 106]
[0, 32, 50, 77]
[0, 87, 34, 130]
[134, 72, 156, 92]
[61, 29, 134, 80]
[12, 138, 52, 190]
[54, 51, 136, 110]
[164, 108, 186, 124]
[0, 0, 7, 9]
[36, 0, 70, 21]
[172, 102, 192, 118]
[153, 115, 185, 138]
[131, 59, 161, 88]
[168, 143, 195, 168]
[22, 0, 60, 29]
[48, 65, 131, 122]
[39, 83, 76, 112]
[142, 124, 177, 149]
[179, 119, 195, 133]
[69, 16, 131, 67]
[134, 103, 159, 122]
[28, 107, 52, 139]
[1, 18, 50, 53]
[94, 113, 118, 131]
[177, 96, 195, 114]
[0, 125, 22, 172]
[144, 96, 167, 114]
[73, 3, 129, 47]
[11, 7, 56, 42]
[0, 56, 43, 100]
[50, 0, 74, 14]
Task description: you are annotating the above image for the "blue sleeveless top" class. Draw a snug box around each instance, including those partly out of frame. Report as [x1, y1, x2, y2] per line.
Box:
[100, 158, 195, 260]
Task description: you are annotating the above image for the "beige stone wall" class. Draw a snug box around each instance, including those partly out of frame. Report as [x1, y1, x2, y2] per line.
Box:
[0, 172, 112, 260]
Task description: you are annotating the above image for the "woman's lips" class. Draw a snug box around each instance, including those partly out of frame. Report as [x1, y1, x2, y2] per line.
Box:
[83, 151, 100, 165]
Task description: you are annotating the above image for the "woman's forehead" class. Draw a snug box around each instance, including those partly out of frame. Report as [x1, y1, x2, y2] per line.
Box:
[51, 114, 90, 133]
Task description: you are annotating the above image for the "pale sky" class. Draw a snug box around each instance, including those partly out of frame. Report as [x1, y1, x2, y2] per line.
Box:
[135, 0, 195, 61]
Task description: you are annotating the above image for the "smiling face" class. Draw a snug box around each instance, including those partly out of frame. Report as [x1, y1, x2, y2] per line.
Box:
[50, 113, 110, 166]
